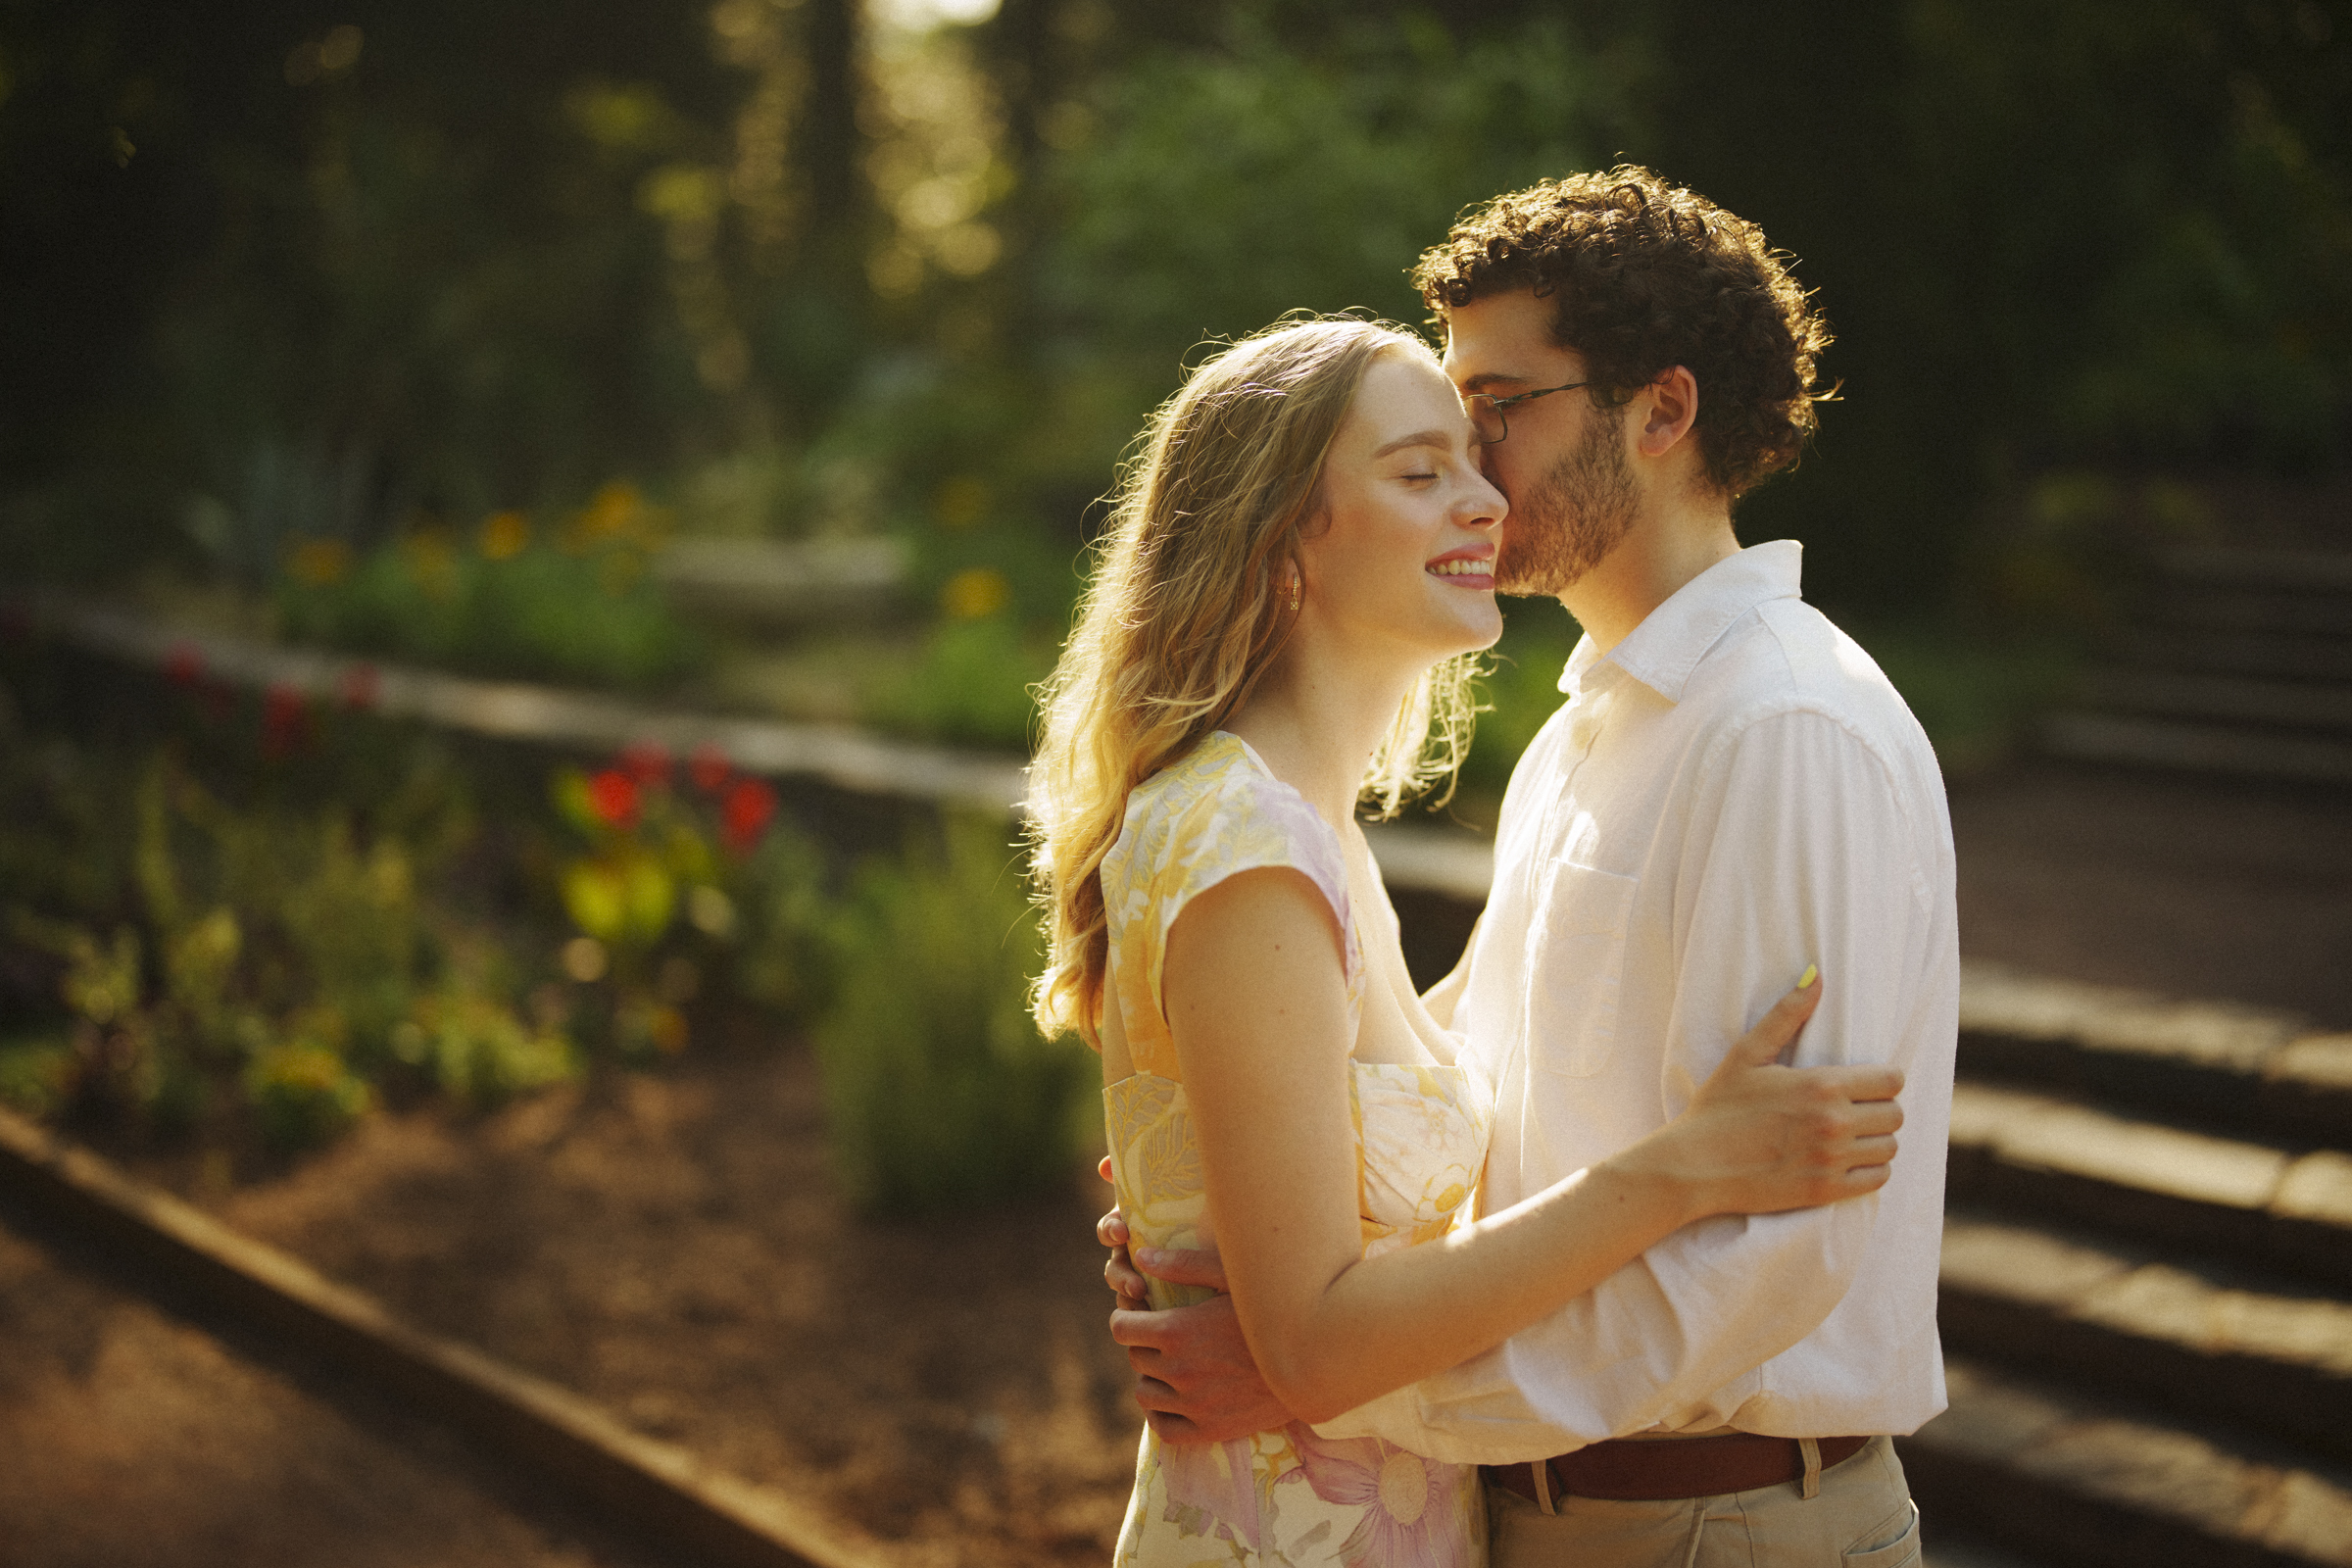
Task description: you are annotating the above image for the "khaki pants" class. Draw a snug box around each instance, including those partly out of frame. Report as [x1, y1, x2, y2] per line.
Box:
[1487, 1436, 1921, 1568]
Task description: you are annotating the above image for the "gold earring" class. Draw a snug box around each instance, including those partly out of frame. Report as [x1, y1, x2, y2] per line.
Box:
[1281, 573, 1301, 612]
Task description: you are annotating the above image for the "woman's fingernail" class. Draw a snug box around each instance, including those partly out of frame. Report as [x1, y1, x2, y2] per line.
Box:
[1798, 963, 1819, 990]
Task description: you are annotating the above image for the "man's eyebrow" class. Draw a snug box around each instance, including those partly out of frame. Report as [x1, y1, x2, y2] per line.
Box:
[1456, 372, 1532, 394]
[1372, 429, 1453, 459]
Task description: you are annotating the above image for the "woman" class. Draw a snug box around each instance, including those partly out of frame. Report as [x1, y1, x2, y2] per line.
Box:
[1026, 318, 1902, 1566]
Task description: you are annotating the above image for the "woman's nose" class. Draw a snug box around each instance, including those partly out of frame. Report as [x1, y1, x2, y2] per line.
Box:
[1460, 470, 1507, 527]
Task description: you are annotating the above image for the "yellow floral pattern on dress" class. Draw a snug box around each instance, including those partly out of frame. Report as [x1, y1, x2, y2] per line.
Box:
[1101, 732, 1494, 1568]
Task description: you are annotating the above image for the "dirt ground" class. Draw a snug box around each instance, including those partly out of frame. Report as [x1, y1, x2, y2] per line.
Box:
[3, 758, 2343, 1566]
[5, 1027, 1142, 1568]
[0, 1207, 676, 1568]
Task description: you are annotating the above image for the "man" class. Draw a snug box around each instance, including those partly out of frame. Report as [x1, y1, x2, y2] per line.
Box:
[1102, 167, 1957, 1566]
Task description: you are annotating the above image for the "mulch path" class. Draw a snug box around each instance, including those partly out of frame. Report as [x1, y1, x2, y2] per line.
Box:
[69, 1031, 1141, 1568]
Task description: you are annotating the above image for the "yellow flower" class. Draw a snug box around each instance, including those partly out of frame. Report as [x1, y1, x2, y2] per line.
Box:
[940, 565, 1010, 620]
[287, 537, 352, 586]
[570, 480, 643, 548]
[478, 510, 530, 560]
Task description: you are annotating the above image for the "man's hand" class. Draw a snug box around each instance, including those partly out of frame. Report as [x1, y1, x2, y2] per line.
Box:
[1097, 1177, 1292, 1444]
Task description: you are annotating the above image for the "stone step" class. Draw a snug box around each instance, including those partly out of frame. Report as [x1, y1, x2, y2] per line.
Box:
[1945, 1081, 2352, 1292]
[2136, 581, 2352, 639]
[1956, 963, 2352, 1149]
[2039, 710, 2352, 784]
[1899, 1355, 2352, 1568]
[2116, 627, 2352, 687]
[1937, 1211, 2352, 1465]
[2076, 669, 2352, 735]
[2154, 548, 2352, 597]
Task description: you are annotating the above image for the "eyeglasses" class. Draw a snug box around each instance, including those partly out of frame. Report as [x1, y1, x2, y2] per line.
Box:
[1465, 381, 1592, 445]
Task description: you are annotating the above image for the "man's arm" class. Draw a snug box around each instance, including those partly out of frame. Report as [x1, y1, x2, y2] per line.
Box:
[1321, 707, 1942, 1461]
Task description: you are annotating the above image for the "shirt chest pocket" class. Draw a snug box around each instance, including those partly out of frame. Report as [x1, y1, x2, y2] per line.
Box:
[1520, 859, 1638, 1079]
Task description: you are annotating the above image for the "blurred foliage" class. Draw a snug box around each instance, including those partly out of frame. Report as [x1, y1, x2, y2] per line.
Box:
[812, 813, 1094, 1216]
[1032, 14, 1621, 422]
[0, 663, 833, 1152]
[0, 724, 570, 1148]
[542, 738, 816, 1059]
[2, 0, 2348, 784]
[272, 482, 707, 688]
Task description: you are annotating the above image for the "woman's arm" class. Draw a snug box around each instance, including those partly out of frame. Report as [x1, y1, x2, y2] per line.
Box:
[1168, 868, 1899, 1426]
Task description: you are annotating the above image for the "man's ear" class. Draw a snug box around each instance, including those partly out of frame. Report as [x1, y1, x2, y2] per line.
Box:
[1636, 367, 1699, 459]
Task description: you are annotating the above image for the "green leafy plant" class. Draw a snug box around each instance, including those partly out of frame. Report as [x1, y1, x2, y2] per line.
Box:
[813, 817, 1096, 1222]
[811, 814, 1094, 1216]
[0, 740, 572, 1148]
[867, 613, 1054, 753]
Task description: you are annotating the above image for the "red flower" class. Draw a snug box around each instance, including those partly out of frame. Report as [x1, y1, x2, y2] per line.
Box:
[340, 662, 380, 711]
[165, 644, 206, 688]
[586, 769, 641, 830]
[261, 682, 313, 759]
[617, 741, 671, 787]
[720, 777, 776, 855]
[688, 744, 732, 795]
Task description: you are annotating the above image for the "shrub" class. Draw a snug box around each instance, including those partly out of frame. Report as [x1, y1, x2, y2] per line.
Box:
[812, 815, 1094, 1216]
[273, 485, 706, 690]
[867, 615, 1053, 753]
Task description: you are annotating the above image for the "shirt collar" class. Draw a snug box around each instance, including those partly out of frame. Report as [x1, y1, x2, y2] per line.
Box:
[1556, 539, 1805, 702]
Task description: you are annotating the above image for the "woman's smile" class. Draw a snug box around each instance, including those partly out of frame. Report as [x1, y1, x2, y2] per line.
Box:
[1424, 548, 1495, 590]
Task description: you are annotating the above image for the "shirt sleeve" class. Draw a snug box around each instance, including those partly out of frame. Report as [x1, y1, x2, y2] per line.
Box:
[1318, 706, 1932, 1462]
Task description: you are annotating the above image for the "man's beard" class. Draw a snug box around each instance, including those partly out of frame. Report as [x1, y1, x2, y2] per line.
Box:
[1494, 408, 1638, 597]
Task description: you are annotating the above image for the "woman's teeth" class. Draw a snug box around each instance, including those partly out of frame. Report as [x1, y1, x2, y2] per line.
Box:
[1426, 559, 1489, 577]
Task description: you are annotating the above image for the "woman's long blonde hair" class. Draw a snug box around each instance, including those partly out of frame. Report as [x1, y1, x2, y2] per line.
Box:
[1028, 316, 1484, 1046]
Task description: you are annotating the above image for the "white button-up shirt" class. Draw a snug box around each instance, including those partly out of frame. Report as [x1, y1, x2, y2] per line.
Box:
[1326, 540, 1957, 1463]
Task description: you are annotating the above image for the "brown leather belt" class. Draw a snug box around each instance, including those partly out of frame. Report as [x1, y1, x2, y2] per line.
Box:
[1483, 1433, 1872, 1503]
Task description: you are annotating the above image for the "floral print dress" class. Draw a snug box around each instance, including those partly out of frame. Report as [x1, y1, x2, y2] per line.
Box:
[1101, 732, 1493, 1568]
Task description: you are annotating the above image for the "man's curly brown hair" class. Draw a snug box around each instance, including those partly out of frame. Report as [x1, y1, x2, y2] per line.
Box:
[1411, 166, 1834, 499]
